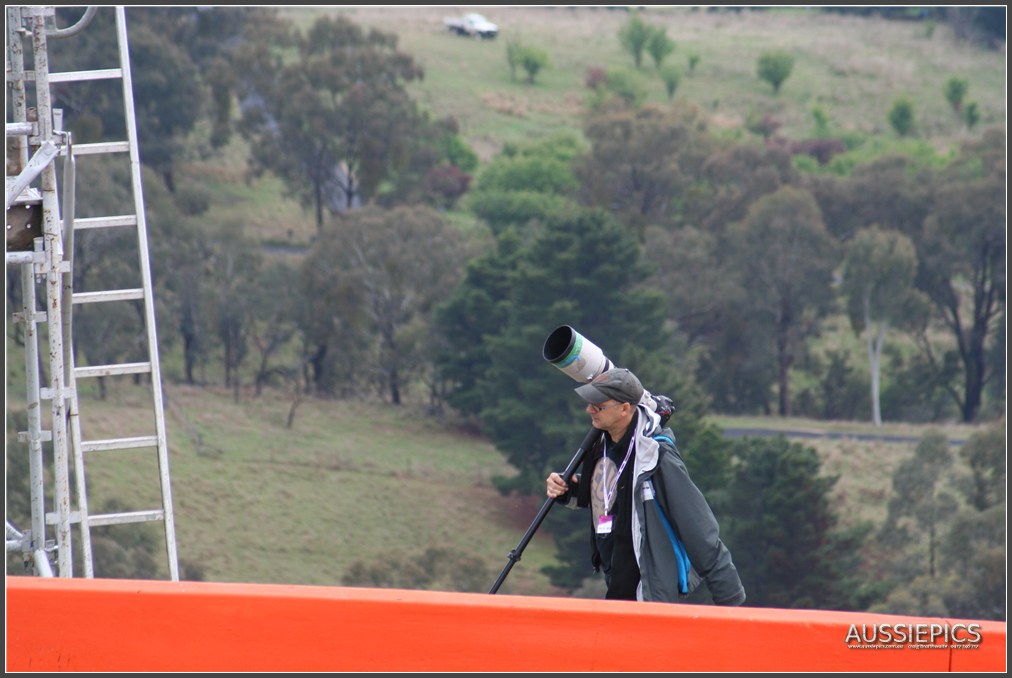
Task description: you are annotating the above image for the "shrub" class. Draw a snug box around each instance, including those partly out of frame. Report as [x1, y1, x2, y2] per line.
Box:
[888, 97, 916, 137]
[757, 49, 795, 94]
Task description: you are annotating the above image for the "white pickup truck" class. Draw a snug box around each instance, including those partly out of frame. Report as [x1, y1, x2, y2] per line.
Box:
[443, 13, 499, 40]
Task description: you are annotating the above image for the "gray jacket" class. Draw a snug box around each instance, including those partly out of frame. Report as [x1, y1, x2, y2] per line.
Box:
[564, 405, 746, 605]
[634, 415, 745, 605]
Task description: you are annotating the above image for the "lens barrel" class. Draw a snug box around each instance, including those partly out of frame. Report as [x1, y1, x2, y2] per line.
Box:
[542, 325, 613, 383]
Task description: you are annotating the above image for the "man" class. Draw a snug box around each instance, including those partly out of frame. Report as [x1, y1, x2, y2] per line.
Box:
[546, 367, 745, 605]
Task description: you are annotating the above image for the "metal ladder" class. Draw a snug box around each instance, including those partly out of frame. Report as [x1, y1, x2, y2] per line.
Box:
[5, 6, 179, 580]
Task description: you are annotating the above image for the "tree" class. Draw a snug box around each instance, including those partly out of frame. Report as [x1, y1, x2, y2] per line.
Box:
[726, 186, 838, 416]
[306, 206, 468, 404]
[963, 101, 981, 129]
[943, 76, 969, 115]
[617, 10, 652, 69]
[437, 207, 670, 493]
[957, 422, 1005, 512]
[465, 134, 582, 235]
[840, 226, 932, 425]
[205, 226, 264, 400]
[888, 96, 916, 137]
[517, 44, 550, 85]
[575, 102, 714, 237]
[236, 15, 428, 228]
[505, 40, 522, 81]
[722, 436, 870, 610]
[686, 52, 701, 74]
[914, 129, 1005, 422]
[601, 69, 648, 108]
[343, 546, 491, 593]
[47, 7, 211, 193]
[646, 25, 675, 69]
[641, 225, 740, 349]
[806, 153, 932, 243]
[882, 429, 957, 579]
[940, 423, 1005, 620]
[658, 64, 682, 100]
[692, 142, 799, 235]
[248, 260, 301, 396]
[756, 49, 795, 94]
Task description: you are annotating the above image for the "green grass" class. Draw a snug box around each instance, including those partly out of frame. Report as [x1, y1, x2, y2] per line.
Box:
[293, 7, 1005, 162]
[179, 7, 1005, 249]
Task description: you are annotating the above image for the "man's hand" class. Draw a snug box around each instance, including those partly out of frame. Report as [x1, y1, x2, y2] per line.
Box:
[546, 472, 577, 499]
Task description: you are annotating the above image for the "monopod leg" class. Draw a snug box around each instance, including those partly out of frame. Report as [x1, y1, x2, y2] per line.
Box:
[488, 427, 599, 594]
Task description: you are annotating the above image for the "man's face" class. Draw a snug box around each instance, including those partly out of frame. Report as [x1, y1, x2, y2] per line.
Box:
[586, 399, 631, 427]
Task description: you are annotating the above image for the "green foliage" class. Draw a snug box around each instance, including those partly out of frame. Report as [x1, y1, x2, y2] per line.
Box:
[943, 76, 969, 114]
[882, 429, 957, 577]
[727, 185, 839, 416]
[745, 109, 782, 140]
[914, 129, 1006, 422]
[811, 105, 830, 138]
[722, 436, 870, 610]
[792, 349, 869, 421]
[342, 546, 491, 593]
[617, 10, 652, 69]
[466, 134, 582, 235]
[841, 226, 932, 425]
[658, 64, 682, 101]
[236, 13, 430, 225]
[867, 425, 1005, 620]
[957, 423, 1006, 511]
[441, 131, 480, 174]
[576, 102, 714, 236]
[436, 205, 671, 499]
[603, 68, 648, 107]
[756, 49, 795, 94]
[301, 206, 469, 403]
[5, 410, 36, 538]
[879, 349, 960, 423]
[646, 25, 675, 69]
[511, 44, 550, 85]
[963, 101, 980, 129]
[505, 40, 522, 81]
[887, 97, 916, 137]
[937, 504, 1005, 620]
[686, 52, 701, 74]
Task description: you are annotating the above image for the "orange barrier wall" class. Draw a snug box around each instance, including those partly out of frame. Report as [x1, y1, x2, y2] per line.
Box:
[6, 577, 1006, 672]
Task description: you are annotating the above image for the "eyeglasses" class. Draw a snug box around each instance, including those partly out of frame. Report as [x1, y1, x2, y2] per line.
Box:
[588, 401, 624, 414]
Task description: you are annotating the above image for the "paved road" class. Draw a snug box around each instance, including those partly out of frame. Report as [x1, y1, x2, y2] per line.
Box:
[722, 427, 967, 446]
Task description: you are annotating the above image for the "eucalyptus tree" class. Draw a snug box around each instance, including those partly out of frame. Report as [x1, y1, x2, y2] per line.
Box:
[882, 429, 957, 580]
[841, 226, 932, 425]
[575, 102, 714, 238]
[726, 186, 838, 417]
[235, 15, 430, 228]
[617, 10, 652, 69]
[913, 128, 1006, 422]
[302, 206, 468, 404]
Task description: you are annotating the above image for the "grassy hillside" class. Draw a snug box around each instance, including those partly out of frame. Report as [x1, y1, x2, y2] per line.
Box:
[183, 6, 1006, 247]
[6, 352, 987, 592]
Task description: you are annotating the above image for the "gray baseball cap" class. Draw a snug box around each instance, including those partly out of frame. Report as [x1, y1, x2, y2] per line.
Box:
[574, 368, 644, 405]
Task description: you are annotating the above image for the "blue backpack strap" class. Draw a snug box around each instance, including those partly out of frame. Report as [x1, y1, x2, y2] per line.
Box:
[652, 434, 674, 447]
[647, 480, 690, 594]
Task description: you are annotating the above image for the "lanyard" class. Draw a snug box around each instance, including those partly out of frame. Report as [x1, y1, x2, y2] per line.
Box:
[602, 433, 635, 514]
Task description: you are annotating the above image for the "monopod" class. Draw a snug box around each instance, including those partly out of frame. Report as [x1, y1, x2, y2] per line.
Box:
[488, 325, 673, 594]
[487, 425, 599, 594]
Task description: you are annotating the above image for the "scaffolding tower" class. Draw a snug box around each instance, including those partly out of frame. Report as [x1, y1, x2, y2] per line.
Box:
[5, 6, 178, 580]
